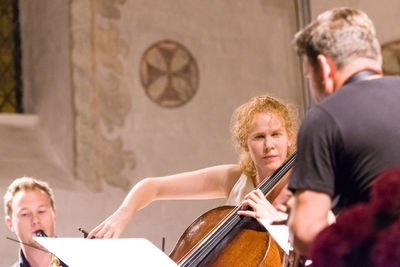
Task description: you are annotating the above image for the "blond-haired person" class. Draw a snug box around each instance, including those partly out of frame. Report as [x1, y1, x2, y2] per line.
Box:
[4, 177, 68, 267]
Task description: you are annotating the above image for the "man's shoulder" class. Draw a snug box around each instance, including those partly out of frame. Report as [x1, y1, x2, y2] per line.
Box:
[314, 75, 400, 119]
[377, 75, 400, 82]
[300, 105, 335, 131]
[336, 75, 400, 99]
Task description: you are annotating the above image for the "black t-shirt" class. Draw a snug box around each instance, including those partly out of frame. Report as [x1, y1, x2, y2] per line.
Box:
[289, 76, 400, 209]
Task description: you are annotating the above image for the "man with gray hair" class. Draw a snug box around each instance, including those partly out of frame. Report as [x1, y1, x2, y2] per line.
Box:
[4, 177, 68, 267]
[287, 7, 400, 256]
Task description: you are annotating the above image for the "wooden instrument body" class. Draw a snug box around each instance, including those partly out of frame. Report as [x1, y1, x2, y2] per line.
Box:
[170, 206, 283, 266]
[170, 152, 296, 266]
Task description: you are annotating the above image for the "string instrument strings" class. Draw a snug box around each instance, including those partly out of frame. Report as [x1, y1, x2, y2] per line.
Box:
[178, 151, 297, 267]
[6, 228, 90, 253]
[6, 230, 50, 253]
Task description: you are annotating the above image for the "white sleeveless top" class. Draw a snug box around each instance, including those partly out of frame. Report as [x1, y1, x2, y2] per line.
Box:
[225, 174, 256, 206]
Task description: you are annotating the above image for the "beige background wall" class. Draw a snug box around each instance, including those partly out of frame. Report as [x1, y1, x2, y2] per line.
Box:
[1, 1, 399, 266]
[21, 0, 74, 173]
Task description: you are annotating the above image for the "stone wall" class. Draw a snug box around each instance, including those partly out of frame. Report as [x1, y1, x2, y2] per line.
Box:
[3, 0, 400, 265]
[71, 0, 303, 191]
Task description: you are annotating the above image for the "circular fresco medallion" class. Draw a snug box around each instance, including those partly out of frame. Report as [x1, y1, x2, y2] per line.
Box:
[139, 40, 199, 108]
[382, 40, 400, 75]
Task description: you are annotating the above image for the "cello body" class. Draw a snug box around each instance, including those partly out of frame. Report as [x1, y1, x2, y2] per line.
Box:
[170, 206, 283, 266]
[169, 152, 297, 267]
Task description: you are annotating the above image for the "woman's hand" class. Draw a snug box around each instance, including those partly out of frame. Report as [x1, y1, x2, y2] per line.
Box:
[88, 207, 131, 239]
[237, 189, 285, 222]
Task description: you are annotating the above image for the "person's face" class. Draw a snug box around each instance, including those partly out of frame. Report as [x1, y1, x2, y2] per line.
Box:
[246, 112, 291, 181]
[5, 188, 57, 247]
[303, 56, 328, 103]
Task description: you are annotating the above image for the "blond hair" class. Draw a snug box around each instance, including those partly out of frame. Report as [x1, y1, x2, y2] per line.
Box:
[293, 7, 382, 70]
[4, 177, 55, 217]
[231, 95, 298, 181]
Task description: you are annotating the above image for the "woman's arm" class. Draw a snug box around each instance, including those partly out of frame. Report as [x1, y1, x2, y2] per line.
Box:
[88, 164, 242, 238]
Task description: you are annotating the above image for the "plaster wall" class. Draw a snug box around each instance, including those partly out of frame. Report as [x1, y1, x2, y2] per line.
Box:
[2, 1, 400, 266]
[121, 0, 302, 182]
[19, 0, 74, 173]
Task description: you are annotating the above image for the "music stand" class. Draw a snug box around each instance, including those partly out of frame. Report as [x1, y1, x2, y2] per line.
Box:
[34, 237, 178, 267]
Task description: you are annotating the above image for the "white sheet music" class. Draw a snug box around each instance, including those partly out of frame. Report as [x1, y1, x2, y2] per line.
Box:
[33, 237, 178, 267]
[258, 219, 290, 255]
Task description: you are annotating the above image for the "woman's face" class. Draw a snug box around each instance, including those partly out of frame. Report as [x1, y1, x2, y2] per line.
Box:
[246, 112, 291, 182]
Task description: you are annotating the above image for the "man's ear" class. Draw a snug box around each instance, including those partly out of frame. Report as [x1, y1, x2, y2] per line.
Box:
[317, 54, 336, 94]
[5, 216, 13, 232]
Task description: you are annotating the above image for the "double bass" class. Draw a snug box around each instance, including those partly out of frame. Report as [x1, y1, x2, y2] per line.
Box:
[169, 152, 296, 266]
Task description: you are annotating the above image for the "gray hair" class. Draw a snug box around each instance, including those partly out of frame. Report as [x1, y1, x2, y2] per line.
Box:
[293, 7, 382, 70]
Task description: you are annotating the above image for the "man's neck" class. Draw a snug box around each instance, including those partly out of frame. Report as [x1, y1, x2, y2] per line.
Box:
[333, 58, 382, 90]
[23, 245, 52, 267]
